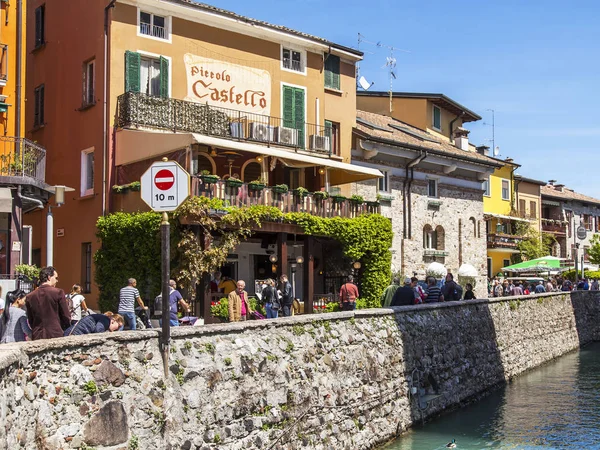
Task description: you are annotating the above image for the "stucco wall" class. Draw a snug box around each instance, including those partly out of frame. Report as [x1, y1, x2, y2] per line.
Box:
[0, 292, 598, 449]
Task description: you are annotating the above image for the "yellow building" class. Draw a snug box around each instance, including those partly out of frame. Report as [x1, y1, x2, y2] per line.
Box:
[515, 175, 545, 234]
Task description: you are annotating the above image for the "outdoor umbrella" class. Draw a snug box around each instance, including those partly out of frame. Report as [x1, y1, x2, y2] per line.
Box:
[501, 256, 561, 273]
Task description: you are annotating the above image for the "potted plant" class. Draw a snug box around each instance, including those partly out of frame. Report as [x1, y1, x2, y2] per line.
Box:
[200, 170, 220, 184]
[312, 191, 329, 201]
[248, 178, 266, 191]
[349, 194, 364, 205]
[293, 187, 309, 198]
[225, 177, 243, 188]
[272, 184, 289, 194]
[366, 200, 380, 207]
[112, 184, 128, 194]
[128, 181, 141, 192]
[331, 194, 347, 203]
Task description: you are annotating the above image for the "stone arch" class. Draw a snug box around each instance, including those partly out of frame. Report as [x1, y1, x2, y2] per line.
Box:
[195, 152, 216, 175]
[423, 224, 435, 249]
[242, 161, 262, 182]
[435, 225, 445, 251]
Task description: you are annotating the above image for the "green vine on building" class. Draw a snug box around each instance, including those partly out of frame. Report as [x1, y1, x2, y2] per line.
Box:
[95, 198, 392, 311]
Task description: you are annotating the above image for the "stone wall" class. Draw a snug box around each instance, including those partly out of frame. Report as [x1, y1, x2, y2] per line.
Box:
[0, 292, 599, 450]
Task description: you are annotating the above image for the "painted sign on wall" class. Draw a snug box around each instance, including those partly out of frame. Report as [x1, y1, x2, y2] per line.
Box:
[184, 54, 271, 115]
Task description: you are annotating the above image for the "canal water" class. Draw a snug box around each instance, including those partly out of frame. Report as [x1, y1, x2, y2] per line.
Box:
[384, 342, 600, 450]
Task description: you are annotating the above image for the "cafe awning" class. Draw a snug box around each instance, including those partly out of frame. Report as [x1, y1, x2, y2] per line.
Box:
[483, 212, 532, 223]
[115, 129, 382, 185]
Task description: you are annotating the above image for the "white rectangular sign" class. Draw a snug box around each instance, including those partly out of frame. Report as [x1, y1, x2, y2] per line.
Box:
[141, 161, 190, 212]
[184, 53, 271, 115]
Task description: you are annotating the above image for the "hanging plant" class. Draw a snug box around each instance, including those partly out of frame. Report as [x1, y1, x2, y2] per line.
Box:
[248, 179, 266, 191]
[293, 187, 309, 198]
[331, 195, 347, 203]
[312, 191, 329, 200]
[349, 194, 365, 204]
[272, 184, 289, 194]
[225, 177, 243, 188]
[200, 170, 220, 184]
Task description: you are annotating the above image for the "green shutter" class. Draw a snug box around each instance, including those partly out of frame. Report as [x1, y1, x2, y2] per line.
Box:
[124, 51, 141, 93]
[159, 56, 169, 98]
[324, 55, 340, 90]
[282, 85, 294, 129]
[293, 88, 305, 148]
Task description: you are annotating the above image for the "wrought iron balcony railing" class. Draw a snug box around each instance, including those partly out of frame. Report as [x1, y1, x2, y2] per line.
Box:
[0, 137, 46, 183]
[116, 92, 335, 156]
[487, 233, 524, 249]
[541, 218, 568, 235]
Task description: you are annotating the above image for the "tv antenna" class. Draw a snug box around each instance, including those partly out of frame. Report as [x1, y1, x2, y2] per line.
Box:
[356, 33, 375, 90]
[483, 109, 496, 155]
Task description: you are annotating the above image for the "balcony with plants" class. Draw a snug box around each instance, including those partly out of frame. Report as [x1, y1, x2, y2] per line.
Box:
[0, 137, 46, 184]
[116, 92, 335, 156]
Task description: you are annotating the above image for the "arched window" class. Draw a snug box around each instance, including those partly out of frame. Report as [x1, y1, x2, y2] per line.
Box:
[423, 224, 436, 249]
[435, 225, 445, 251]
[242, 161, 262, 182]
[469, 217, 477, 237]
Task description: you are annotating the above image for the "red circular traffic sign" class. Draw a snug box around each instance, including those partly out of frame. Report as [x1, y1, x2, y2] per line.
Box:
[154, 169, 175, 190]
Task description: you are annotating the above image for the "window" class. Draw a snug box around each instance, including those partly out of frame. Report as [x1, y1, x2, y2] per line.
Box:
[324, 120, 340, 156]
[82, 59, 95, 107]
[435, 225, 445, 250]
[529, 201, 537, 219]
[501, 179, 510, 201]
[503, 259, 511, 268]
[433, 105, 441, 131]
[584, 214, 592, 231]
[34, 84, 45, 127]
[282, 47, 304, 73]
[324, 54, 340, 90]
[139, 11, 168, 40]
[35, 5, 45, 48]
[378, 170, 390, 193]
[124, 51, 169, 98]
[282, 85, 305, 147]
[487, 257, 492, 278]
[483, 176, 490, 196]
[81, 243, 92, 294]
[81, 149, 94, 196]
[427, 179, 438, 198]
[423, 224, 436, 249]
[519, 199, 526, 217]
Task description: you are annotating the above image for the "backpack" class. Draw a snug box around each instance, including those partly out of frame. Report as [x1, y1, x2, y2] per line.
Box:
[67, 294, 78, 314]
[453, 283, 463, 301]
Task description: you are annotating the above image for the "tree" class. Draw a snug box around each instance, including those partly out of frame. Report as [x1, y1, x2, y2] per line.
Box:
[587, 234, 600, 265]
[515, 222, 556, 261]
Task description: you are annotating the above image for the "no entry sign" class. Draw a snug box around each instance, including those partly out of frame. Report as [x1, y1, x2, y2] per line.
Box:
[141, 160, 190, 211]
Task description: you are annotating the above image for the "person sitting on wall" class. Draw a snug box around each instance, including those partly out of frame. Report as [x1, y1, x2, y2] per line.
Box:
[390, 277, 415, 307]
[423, 277, 444, 303]
[64, 313, 124, 336]
[228, 280, 252, 322]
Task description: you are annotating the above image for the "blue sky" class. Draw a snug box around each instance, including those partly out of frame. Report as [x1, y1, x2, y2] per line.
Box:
[213, 0, 600, 196]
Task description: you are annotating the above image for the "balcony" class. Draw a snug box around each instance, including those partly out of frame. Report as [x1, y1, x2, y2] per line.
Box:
[191, 177, 380, 219]
[0, 137, 46, 183]
[542, 218, 567, 236]
[116, 92, 334, 156]
[487, 233, 524, 250]
[140, 22, 166, 39]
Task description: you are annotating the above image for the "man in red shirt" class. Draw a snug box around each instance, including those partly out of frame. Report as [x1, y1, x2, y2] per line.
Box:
[339, 275, 359, 311]
[26, 266, 71, 340]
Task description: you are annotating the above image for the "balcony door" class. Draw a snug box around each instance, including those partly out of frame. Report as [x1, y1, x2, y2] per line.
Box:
[282, 85, 305, 148]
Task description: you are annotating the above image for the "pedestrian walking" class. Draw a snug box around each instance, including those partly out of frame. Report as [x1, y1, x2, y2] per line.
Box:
[0, 290, 31, 343]
[424, 277, 444, 303]
[118, 278, 147, 331]
[25, 266, 71, 340]
[441, 273, 462, 301]
[68, 284, 88, 325]
[279, 275, 294, 317]
[157, 280, 191, 327]
[228, 280, 252, 322]
[339, 275, 359, 311]
[381, 277, 400, 307]
[391, 277, 415, 306]
[262, 279, 280, 318]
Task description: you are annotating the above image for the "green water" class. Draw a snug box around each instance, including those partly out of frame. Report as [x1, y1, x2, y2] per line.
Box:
[384, 342, 600, 449]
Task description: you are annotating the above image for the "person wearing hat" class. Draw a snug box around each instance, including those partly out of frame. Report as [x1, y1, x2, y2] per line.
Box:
[391, 277, 416, 306]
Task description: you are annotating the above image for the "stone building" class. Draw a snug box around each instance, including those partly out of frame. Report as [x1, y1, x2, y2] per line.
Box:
[350, 98, 501, 294]
[541, 182, 600, 265]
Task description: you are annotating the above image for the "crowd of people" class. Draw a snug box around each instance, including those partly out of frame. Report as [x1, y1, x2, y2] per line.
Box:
[381, 273, 476, 307]
[488, 275, 598, 297]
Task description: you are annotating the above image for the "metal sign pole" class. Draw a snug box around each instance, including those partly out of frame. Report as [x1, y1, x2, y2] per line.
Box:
[160, 211, 170, 378]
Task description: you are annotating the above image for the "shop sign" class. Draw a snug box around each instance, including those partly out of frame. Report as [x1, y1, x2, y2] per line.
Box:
[184, 54, 271, 115]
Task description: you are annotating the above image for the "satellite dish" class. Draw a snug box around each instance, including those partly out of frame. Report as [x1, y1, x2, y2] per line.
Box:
[493, 146, 500, 156]
[358, 76, 373, 90]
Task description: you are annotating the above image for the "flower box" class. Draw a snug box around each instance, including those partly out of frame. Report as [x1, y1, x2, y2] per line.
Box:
[366, 201, 380, 207]
[293, 187, 309, 198]
[331, 195, 347, 203]
[312, 191, 329, 201]
[248, 183, 266, 191]
[272, 184, 289, 194]
[225, 179, 243, 188]
[201, 174, 220, 184]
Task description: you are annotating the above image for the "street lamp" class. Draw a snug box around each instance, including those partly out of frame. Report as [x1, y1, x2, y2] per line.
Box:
[47, 185, 74, 266]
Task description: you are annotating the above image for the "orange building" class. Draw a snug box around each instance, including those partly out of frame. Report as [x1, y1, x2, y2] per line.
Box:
[25, 0, 380, 307]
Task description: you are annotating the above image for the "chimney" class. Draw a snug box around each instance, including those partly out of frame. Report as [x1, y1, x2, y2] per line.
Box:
[548, 179, 556, 186]
[555, 184, 565, 192]
[476, 145, 490, 156]
[453, 127, 469, 151]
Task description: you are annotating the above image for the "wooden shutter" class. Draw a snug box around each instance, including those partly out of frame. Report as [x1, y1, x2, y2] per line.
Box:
[40, 85, 45, 124]
[124, 51, 141, 93]
[282, 85, 294, 129]
[35, 6, 44, 47]
[159, 56, 169, 98]
[293, 88, 305, 148]
[324, 55, 340, 89]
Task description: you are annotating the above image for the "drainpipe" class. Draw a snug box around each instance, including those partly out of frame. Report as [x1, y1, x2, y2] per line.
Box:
[103, 0, 116, 216]
[16, 187, 43, 214]
[15, 0, 22, 140]
[402, 152, 427, 239]
[448, 112, 464, 144]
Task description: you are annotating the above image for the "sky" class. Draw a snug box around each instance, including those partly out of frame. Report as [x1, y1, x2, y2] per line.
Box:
[211, 0, 600, 196]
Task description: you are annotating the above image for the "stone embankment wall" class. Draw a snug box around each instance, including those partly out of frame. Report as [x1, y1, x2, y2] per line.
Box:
[0, 291, 598, 450]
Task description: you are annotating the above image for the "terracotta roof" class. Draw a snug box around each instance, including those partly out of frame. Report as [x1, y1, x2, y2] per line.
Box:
[541, 184, 600, 205]
[357, 91, 481, 122]
[166, 0, 363, 57]
[515, 174, 546, 186]
[354, 110, 501, 168]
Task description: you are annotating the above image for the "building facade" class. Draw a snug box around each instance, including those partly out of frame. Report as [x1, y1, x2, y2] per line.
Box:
[25, 0, 380, 307]
[352, 93, 500, 296]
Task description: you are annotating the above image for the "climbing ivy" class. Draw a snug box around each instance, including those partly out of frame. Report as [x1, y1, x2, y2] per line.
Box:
[95, 199, 392, 311]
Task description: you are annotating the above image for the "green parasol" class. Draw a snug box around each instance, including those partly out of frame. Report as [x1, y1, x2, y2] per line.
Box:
[501, 256, 561, 273]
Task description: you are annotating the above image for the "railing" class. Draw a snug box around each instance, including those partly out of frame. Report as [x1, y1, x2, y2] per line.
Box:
[0, 44, 7, 83]
[487, 233, 524, 249]
[116, 92, 333, 156]
[192, 177, 381, 219]
[0, 137, 46, 182]
[283, 57, 302, 72]
[542, 218, 568, 235]
[140, 22, 166, 39]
